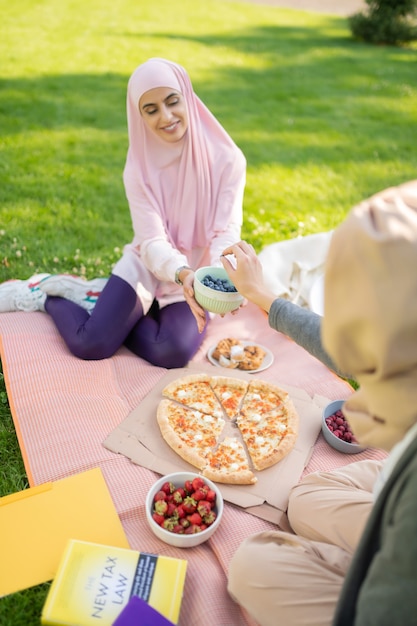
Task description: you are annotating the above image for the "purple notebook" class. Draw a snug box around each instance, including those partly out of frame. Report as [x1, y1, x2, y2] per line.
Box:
[112, 596, 175, 626]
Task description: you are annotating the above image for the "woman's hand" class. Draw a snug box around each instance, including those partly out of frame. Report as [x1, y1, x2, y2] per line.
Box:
[220, 241, 276, 313]
[182, 271, 208, 333]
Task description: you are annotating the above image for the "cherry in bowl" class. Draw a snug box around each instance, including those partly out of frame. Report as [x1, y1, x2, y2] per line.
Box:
[322, 400, 367, 454]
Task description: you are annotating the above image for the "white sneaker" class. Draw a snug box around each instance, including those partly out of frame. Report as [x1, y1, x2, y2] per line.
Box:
[0, 273, 51, 313]
[39, 275, 108, 312]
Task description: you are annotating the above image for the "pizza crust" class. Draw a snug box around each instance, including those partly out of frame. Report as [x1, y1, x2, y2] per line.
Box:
[202, 466, 256, 485]
[162, 372, 210, 396]
[253, 430, 297, 471]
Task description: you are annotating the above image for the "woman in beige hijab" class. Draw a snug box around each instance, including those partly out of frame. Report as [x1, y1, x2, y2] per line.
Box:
[223, 180, 417, 626]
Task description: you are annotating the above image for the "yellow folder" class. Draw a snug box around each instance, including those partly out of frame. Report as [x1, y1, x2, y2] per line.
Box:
[0, 467, 130, 597]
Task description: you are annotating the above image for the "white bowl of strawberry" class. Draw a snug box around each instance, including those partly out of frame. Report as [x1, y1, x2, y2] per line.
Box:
[145, 472, 224, 548]
[322, 400, 367, 454]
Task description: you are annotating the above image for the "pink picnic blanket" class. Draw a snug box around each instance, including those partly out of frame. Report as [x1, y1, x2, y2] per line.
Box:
[0, 303, 385, 625]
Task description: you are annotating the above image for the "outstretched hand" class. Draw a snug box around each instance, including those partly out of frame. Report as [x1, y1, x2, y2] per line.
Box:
[220, 241, 276, 314]
[220, 241, 264, 298]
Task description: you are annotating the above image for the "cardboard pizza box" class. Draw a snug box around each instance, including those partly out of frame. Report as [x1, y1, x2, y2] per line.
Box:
[103, 363, 332, 524]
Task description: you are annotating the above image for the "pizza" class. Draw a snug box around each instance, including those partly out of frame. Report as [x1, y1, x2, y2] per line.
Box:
[157, 374, 299, 485]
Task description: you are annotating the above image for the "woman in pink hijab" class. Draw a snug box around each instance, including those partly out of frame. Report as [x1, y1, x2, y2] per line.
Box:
[1, 58, 246, 367]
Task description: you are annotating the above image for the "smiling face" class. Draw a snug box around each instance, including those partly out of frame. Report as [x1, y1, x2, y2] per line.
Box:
[139, 86, 188, 143]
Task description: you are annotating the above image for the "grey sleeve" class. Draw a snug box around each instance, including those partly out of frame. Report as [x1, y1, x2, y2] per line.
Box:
[268, 298, 343, 376]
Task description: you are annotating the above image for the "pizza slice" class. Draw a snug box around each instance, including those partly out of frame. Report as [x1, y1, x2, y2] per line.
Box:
[202, 437, 257, 485]
[210, 376, 249, 420]
[157, 399, 225, 470]
[237, 402, 299, 470]
[162, 373, 224, 419]
[240, 379, 289, 418]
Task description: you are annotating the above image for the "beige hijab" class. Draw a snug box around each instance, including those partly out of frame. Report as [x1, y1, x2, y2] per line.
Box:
[322, 180, 417, 451]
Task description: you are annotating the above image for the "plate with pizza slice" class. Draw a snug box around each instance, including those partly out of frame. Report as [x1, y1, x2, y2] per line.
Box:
[207, 338, 274, 374]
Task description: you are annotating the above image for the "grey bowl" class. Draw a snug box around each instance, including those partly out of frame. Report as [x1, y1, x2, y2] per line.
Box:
[322, 400, 366, 454]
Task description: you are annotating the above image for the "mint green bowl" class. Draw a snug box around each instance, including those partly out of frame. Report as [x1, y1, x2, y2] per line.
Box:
[194, 266, 244, 314]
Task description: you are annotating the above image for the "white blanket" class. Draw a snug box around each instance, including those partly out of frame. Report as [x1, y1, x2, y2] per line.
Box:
[258, 231, 332, 313]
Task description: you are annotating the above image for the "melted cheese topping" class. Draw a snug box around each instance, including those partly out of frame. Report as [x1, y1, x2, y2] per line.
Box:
[207, 437, 250, 473]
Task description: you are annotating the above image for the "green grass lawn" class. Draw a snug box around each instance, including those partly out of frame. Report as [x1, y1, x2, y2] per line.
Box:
[0, 0, 416, 622]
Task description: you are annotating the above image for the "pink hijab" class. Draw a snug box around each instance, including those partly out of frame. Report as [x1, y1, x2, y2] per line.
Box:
[123, 58, 246, 252]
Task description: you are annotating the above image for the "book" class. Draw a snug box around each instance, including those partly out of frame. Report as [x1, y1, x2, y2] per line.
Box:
[0, 468, 129, 597]
[41, 539, 187, 626]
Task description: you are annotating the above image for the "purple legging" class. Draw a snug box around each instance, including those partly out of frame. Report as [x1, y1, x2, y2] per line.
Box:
[45, 274, 208, 368]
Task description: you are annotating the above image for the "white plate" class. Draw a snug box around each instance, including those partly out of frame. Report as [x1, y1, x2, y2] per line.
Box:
[207, 341, 274, 374]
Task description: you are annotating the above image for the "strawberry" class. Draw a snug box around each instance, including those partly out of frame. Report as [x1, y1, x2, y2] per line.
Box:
[192, 476, 205, 491]
[162, 518, 176, 532]
[187, 512, 203, 526]
[184, 480, 194, 494]
[166, 502, 177, 517]
[175, 504, 186, 519]
[154, 490, 167, 502]
[197, 500, 212, 518]
[184, 524, 202, 534]
[172, 524, 185, 534]
[172, 488, 185, 504]
[182, 496, 197, 514]
[180, 518, 190, 528]
[152, 512, 165, 525]
[202, 509, 217, 525]
[192, 488, 208, 501]
[205, 489, 217, 504]
[154, 499, 168, 516]
[161, 481, 176, 495]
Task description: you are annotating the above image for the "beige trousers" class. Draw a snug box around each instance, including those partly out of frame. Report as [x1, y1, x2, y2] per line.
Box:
[228, 460, 383, 626]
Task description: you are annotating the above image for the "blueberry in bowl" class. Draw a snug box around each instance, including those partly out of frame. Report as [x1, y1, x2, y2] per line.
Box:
[200, 274, 238, 293]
